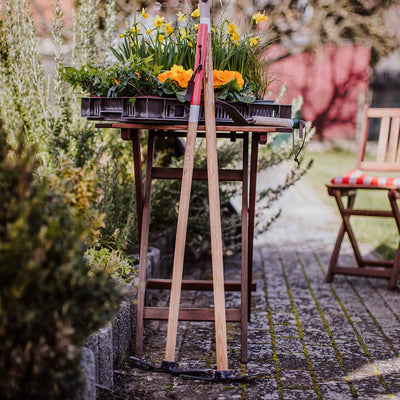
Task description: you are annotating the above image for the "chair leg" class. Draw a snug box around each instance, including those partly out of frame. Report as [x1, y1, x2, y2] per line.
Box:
[333, 191, 364, 266]
[389, 244, 400, 290]
[326, 223, 346, 282]
[388, 190, 400, 289]
[326, 191, 358, 282]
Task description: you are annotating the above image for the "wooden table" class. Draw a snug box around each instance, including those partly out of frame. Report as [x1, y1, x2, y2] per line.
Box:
[96, 122, 291, 363]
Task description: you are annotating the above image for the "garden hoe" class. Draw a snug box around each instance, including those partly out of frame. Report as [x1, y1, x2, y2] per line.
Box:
[130, 0, 262, 383]
[215, 99, 306, 165]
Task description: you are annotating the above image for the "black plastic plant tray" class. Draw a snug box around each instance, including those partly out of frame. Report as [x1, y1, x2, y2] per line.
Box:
[81, 96, 292, 124]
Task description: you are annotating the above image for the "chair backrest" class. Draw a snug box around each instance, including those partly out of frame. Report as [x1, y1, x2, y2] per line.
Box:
[357, 107, 400, 172]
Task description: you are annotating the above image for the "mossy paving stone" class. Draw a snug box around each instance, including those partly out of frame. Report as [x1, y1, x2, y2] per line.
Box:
[317, 381, 355, 400]
[275, 336, 304, 353]
[281, 388, 319, 400]
[280, 369, 314, 389]
[276, 353, 309, 370]
[351, 375, 392, 396]
[302, 329, 331, 346]
[311, 360, 346, 381]
[306, 346, 339, 363]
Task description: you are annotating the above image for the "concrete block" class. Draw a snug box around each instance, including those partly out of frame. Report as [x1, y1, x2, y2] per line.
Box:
[76, 347, 96, 400]
[112, 299, 132, 363]
[85, 323, 113, 393]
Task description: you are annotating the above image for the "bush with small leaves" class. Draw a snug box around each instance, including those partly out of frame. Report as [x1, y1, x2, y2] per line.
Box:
[0, 122, 126, 399]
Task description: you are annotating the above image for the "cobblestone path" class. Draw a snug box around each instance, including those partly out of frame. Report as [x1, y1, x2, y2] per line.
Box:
[103, 168, 400, 400]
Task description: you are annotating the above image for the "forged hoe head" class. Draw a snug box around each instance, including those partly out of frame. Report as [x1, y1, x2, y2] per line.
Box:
[129, 357, 211, 376]
[181, 370, 264, 383]
[129, 357, 263, 382]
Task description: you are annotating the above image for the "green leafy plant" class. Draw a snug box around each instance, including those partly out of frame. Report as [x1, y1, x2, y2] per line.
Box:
[61, 56, 163, 98]
[62, 6, 273, 102]
[0, 122, 125, 399]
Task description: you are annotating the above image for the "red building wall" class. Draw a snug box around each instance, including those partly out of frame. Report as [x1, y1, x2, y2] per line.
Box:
[268, 45, 371, 139]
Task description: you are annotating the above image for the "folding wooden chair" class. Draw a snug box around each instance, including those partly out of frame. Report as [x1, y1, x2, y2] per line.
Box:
[326, 107, 400, 289]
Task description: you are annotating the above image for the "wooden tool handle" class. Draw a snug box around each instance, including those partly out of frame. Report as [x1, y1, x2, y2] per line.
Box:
[164, 120, 198, 362]
[204, 22, 229, 372]
[251, 116, 294, 127]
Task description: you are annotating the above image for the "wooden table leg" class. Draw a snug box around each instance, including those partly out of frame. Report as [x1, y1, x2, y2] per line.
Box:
[248, 133, 259, 320]
[240, 132, 249, 363]
[135, 131, 155, 358]
[131, 131, 143, 247]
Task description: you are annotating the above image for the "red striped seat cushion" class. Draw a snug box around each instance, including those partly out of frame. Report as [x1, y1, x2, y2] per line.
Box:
[331, 169, 400, 188]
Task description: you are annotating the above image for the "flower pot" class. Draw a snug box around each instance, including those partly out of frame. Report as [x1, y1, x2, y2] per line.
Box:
[81, 96, 292, 125]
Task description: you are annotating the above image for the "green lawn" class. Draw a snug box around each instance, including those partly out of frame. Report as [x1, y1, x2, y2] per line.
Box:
[304, 148, 398, 259]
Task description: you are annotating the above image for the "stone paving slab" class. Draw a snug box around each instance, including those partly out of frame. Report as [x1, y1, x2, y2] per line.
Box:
[99, 167, 400, 400]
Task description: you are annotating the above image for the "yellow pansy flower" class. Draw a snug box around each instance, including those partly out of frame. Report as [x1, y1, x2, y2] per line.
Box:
[153, 15, 165, 28]
[177, 11, 187, 23]
[163, 22, 173, 35]
[191, 6, 200, 18]
[213, 70, 244, 88]
[252, 11, 268, 24]
[140, 8, 149, 19]
[158, 65, 194, 88]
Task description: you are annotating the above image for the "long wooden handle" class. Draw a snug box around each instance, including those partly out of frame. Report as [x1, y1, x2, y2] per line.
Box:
[164, 7, 208, 363]
[204, 19, 229, 372]
[251, 116, 294, 127]
[164, 119, 198, 362]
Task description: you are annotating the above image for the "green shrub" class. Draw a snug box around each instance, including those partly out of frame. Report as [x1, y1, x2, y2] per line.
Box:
[0, 123, 125, 399]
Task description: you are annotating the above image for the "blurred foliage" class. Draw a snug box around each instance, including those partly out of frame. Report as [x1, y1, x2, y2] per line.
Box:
[0, 121, 126, 399]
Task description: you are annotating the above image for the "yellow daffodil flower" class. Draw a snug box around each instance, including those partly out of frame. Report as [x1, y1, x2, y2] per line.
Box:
[146, 29, 152, 35]
[191, 6, 200, 18]
[163, 22, 173, 35]
[226, 23, 239, 36]
[153, 15, 165, 28]
[177, 11, 187, 23]
[158, 34, 165, 42]
[119, 33, 124, 38]
[194, 24, 199, 31]
[250, 36, 261, 46]
[252, 11, 268, 24]
[180, 27, 189, 40]
[131, 25, 140, 34]
[231, 33, 240, 43]
[140, 8, 149, 19]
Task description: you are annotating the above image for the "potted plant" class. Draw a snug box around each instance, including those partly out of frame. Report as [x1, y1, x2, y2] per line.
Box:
[62, 7, 290, 123]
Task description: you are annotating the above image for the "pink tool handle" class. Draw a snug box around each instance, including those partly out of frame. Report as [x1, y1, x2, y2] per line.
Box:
[190, 4, 209, 107]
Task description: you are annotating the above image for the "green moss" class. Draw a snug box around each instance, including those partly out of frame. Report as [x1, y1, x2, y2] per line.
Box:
[278, 252, 323, 400]
[260, 251, 284, 400]
[313, 252, 392, 395]
[296, 250, 358, 397]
